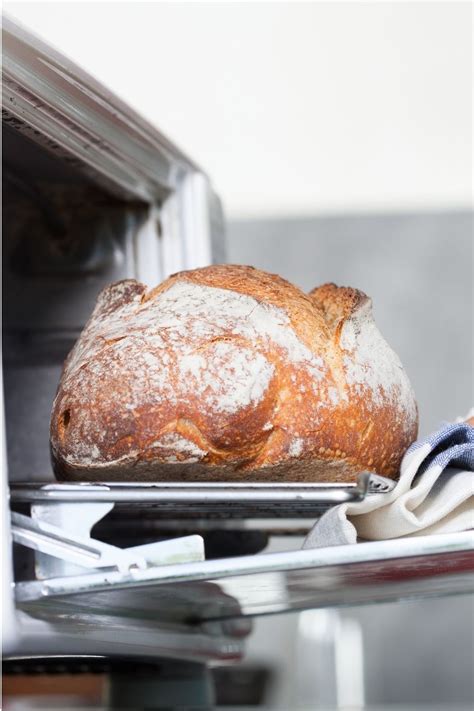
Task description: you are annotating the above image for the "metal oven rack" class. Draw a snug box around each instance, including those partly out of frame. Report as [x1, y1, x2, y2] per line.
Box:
[10, 472, 385, 517]
[8, 476, 474, 663]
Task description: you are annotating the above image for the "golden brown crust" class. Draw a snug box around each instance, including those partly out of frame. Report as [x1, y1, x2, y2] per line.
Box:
[51, 265, 418, 483]
[309, 283, 369, 337]
[147, 265, 330, 352]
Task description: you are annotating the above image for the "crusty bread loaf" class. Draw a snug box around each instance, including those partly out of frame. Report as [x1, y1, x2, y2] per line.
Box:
[50, 265, 418, 482]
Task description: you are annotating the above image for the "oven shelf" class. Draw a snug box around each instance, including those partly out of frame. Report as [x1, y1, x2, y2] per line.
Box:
[9, 478, 473, 661]
[15, 530, 474, 617]
[9, 497, 474, 661]
[9, 472, 393, 519]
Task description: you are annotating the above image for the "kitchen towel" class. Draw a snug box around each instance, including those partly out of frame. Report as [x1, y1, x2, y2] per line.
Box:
[303, 420, 474, 548]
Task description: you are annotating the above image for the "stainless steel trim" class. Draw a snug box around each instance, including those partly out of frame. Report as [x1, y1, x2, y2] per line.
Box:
[2, 14, 198, 203]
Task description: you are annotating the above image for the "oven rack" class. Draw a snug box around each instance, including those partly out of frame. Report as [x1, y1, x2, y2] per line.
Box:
[14, 532, 474, 646]
[10, 471, 393, 519]
[8, 476, 474, 662]
[9, 473, 473, 613]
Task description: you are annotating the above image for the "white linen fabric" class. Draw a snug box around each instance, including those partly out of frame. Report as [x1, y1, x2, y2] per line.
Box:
[303, 421, 474, 548]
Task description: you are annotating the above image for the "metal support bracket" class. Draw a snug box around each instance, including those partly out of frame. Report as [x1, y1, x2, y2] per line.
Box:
[12, 496, 205, 580]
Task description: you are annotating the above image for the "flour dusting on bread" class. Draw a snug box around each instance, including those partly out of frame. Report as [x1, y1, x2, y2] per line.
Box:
[51, 265, 418, 481]
[340, 299, 417, 425]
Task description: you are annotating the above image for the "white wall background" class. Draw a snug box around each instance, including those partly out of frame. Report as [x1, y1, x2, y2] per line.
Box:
[4, 1, 472, 218]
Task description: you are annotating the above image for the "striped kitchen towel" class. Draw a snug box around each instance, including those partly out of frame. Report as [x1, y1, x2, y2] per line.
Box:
[303, 419, 474, 548]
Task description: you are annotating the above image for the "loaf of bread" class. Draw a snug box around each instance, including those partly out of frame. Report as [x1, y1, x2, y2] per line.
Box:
[51, 265, 418, 482]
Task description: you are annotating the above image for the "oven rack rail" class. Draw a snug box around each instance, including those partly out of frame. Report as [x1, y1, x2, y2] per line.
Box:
[14, 531, 474, 638]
